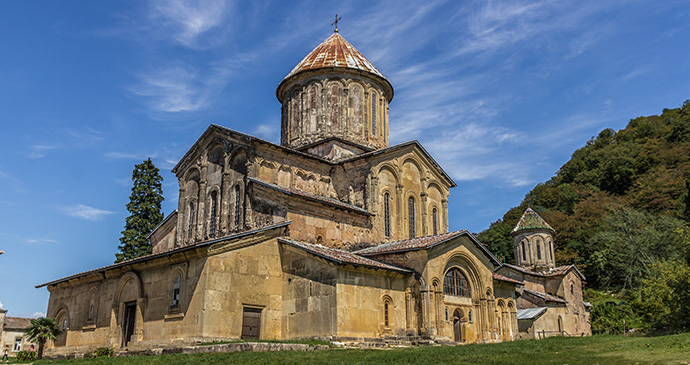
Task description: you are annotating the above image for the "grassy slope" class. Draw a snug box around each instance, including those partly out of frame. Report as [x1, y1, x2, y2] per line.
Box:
[28, 333, 690, 364]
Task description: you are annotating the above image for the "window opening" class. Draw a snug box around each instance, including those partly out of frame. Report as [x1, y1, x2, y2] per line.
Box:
[408, 197, 416, 238]
[209, 191, 217, 237]
[521, 241, 526, 261]
[371, 92, 377, 135]
[384, 193, 391, 237]
[498, 317, 501, 333]
[172, 276, 180, 307]
[469, 309, 473, 323]
[384, 302, 389, 326]
[445, 307, 449, 322]
[537, 242, 541, 260]
[432, 208, 438, 235]
[187, 202, 195, 239]
[443, 268, 471, 297]
[234, 185, 241, 228]
[13, 338, 21, 351]
[88, 302, 94, 320]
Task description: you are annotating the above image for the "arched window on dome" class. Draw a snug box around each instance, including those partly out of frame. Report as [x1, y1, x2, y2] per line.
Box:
[408, 197, 416, 239]
[537, 241, 542, 260]
[521, 241, 526, 262]
[443, 268, 471, 297]
[371, 91, 377, 136]
[384, 192, 391, 237]
[331, 85, 339, 127]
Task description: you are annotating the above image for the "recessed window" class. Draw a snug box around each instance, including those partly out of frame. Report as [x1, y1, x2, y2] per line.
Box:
[469, 309, 473, 323]
[445, 307, 449, 322]
[537, 242, 541, 260]
[88, 302, 94, 321]
[172, 276, 180, 307]
[384, 193, 391, 237]
[234, 185, 241, 228]
[371, 92, 377, 135]
[187, 202, 195, 239]
[432, 208, 438, 235]
[408, 197, 416, 239]
[521, 241, 526, 261]
[443, 268, 471, 297]
[384, 302, 389, 326]
[209, 191, 218, 237]
[13, 338, 21, 351]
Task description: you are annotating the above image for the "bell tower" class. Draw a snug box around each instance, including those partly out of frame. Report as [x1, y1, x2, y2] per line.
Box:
[511, 208, 556, 272]
[276, 31, 394, 160]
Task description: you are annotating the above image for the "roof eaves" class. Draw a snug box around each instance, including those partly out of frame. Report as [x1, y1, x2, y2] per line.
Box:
[36, 221, 292, 288]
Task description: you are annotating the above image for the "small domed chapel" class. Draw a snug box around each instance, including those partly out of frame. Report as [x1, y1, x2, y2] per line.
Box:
[38, 31, 589, 354]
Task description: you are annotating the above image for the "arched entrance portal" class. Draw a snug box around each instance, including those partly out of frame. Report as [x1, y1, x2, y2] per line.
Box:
[453, 309, 464, 342]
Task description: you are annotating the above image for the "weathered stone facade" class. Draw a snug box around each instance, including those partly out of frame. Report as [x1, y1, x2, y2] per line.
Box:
[35, 31, 557, 356]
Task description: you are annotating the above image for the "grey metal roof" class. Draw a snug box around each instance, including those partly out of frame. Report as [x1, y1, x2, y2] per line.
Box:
[517, 307, 547, 320]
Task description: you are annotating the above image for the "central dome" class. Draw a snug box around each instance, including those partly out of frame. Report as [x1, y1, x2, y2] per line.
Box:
[277, 32, 394, 159]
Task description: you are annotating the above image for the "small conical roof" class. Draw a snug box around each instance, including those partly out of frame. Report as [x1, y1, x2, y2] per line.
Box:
[283, 32, 386, 81]
[512, 208, 555, 234]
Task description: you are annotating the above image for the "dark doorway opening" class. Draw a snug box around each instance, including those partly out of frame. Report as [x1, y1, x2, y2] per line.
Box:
[122, 302, 136, 347]
[241, 307, 262, 339]
[453, 309, 463, 342]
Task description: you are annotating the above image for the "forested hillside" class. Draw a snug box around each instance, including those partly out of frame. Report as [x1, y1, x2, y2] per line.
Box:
[479, 101, 690, 332]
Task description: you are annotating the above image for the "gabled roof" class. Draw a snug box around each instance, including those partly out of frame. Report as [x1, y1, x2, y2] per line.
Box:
[278, 237, 411, 274]
[37, 221, 291, 288]
[340, 140, 457, 188]
[523, 288, 567, 304]
[248, 177, 373, 216]
[355, 230, 500, 266]
[493, 273, 524, 285]
[512, 207, 554, 234]
[4, 317, 32, 330]
[517, 307, 547, 320]
[497, 263, 586, 281]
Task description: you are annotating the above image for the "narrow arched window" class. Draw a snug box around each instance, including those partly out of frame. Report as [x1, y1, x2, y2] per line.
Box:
[172, 276, 180, 307]
[209, 191, 218, 237]
[521, 241, 526, 261]
[537, 242, 541, 260]
[408, 197, 416, 238]
[445, 307, 449, 322]
[384, 301, 389, 326]
[570, 284, 574, 296]
[498, 317, 501, 333]
[384, 193, 391, 237]
[234, 185, 241, 228]
[469, 309, 473, 323]
[88, 302, 94, 321]
[432, 208, 438, 235]
[443, 268, 471, 297]
[371, 92, 377, 135]
[187, 202, 195, 239]
[549, 240, 553, 260]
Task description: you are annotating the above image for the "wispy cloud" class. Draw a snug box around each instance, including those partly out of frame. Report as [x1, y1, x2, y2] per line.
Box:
[130, 64, 231, 113]
[62, 204, 115, 221]
[253, 123, 279, 142]
[0, 301, 3, 309]
[25, 238, 60, 245]
[29, 144, 61, 159]
[149, 0, 231, 49]
[105, 151, 151, 160]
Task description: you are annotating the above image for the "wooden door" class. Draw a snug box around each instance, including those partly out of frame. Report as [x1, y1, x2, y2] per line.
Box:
[453, 309, 463, 342]
[122, 302, 136, 347]
[241, 308, 262, 339]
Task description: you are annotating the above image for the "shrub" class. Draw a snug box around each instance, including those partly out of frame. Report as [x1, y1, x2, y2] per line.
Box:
[92, 347, 114, 358]
[16, 350, 37, 362]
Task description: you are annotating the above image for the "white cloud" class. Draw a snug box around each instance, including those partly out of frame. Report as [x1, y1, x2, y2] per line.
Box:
[63, 204, 116, 221]
[29, 144, 61, 159]
[130, 64, 231, 113]
[25, 238, 59, 244]
[253, 123, 279, 142]
[149, 0, 231, 49]
[105, 151, 151, 160]
[0, 301, 3, 308]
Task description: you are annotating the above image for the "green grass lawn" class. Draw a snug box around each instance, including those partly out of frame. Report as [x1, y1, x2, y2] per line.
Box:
[19, 333, 690, 364]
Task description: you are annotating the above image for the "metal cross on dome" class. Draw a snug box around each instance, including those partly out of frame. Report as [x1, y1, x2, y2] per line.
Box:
[331, 14, 342, 33]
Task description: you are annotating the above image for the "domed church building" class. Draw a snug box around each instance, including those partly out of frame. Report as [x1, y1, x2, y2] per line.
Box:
[36, 30, 582, 355]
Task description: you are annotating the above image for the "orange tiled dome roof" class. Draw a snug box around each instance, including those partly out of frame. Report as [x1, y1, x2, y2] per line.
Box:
[283, 32, 385, 80]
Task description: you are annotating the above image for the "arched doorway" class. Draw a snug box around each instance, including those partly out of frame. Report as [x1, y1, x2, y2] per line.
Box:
[453, 309, 464, 342]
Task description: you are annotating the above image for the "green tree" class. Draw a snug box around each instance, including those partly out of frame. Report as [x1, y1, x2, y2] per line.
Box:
[115, 158, 164, 263]
[25, 317, 62, 360]
[477, 220, 514, 263]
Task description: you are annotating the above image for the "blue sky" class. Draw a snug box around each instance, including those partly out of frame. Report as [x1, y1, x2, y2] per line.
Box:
[0, 0, 688, 317]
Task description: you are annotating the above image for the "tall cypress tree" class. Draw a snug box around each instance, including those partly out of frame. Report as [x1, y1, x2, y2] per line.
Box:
[115, 158, 164, 263]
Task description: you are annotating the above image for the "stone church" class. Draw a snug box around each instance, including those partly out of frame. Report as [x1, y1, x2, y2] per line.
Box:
[37, 30, 589, 355]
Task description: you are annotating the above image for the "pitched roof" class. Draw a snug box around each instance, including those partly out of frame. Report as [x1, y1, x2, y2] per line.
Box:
[278, 237, 411, 274]
[355, 230, 500, 266]
[248, 177, 373, 216]
[497, 263, 585, 281]
[517, 307, 547, 320]
[523, 288, 567, 304]
[4, 317, 32, 330]
[512, 207, 554, 234]
[36, 221, 292, 288]
[283, 32, 385, 81]
[493, 273, 524, 285]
